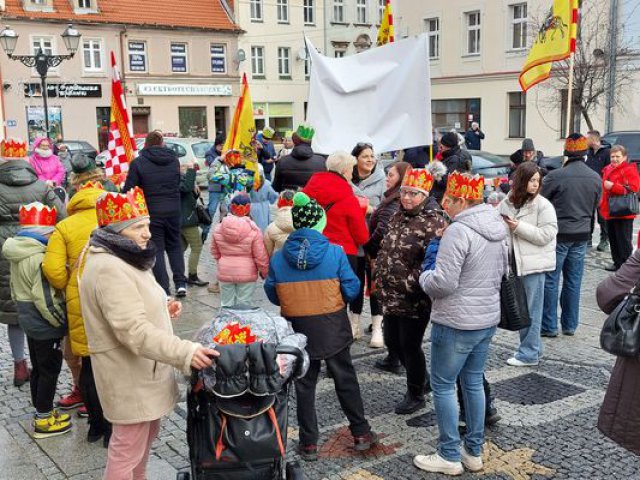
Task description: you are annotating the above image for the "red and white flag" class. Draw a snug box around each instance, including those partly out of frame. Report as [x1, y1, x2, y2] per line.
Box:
[104, 51, 137, 181]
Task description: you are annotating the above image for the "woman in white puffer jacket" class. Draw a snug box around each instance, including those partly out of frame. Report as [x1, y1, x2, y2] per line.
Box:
[499, 161, 558, 367]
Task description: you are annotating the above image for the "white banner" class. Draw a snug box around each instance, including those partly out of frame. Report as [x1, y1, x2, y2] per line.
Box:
[306, 35, 432, 155]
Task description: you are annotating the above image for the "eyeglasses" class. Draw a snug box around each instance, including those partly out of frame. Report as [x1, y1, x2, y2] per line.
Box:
[400, 189, 423, 198]
[356, 142, 373, 149]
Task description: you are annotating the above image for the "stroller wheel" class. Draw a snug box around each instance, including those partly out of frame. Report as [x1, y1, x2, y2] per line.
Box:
[176, 472, 190, 480]
[286, 461, 305, 480]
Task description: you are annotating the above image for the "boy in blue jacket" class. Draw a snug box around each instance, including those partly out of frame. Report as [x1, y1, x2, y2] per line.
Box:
[264, 192, 378, 461]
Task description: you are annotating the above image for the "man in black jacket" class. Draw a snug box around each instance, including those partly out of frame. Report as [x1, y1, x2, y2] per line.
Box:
[541, 133, 602, 337]
[431, 132, 471, 204]
[586, 130, 611, 251]
[272, 124, 325, 192]
[123, 131, 187, 297]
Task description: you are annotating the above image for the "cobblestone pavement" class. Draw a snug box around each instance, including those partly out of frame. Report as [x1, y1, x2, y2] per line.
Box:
[1, 229, 640, 479]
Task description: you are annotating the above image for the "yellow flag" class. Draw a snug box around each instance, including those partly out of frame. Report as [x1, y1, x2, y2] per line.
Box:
[376, 1, 394, 46]
[519, 0, 578, 91]
[223, 73, 261, 189]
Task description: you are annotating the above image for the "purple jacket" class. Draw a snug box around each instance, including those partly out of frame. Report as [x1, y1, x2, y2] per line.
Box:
[29, 137, 65, 185]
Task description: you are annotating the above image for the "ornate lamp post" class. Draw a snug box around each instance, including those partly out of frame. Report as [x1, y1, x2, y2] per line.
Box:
[0, 24, 81, 139]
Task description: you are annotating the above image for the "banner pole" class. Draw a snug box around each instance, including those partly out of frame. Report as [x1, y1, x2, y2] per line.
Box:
[565, 52, 575, 136]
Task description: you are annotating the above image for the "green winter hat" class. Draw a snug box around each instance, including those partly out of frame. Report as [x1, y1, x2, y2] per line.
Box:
[292, 192, 326, 233]
[295, 123, 315, 143]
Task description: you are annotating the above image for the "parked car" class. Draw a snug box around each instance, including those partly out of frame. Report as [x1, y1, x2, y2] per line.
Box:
[602, 131, 640, 164]
[541, 155, 563, 172]
[61, 140, 98, 160]
[469, 150, 511, 197]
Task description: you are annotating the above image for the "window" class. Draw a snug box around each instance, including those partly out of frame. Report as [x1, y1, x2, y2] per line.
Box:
[356, 0, 367, 24]
[251, 46, 265, 77]
[78, 0, 92, 7]
[277, 0, 289, 23]
[278, 47, 291, 77]
[378, 0, 386, 24]
[335, 50, 345, 58]
[250, 0, 263, 21]
[32, 36, 53, 56]
[508, 92, 526, 138]
[510, 3, 527, 50]
[465, 11, 481, 55]
[178, 107, 208, 138]
[128, 41, 147, 72]
[304, 57, 311, 78]
[82, 39, 103, 72]
[210, 44, 226, 74]
[171, 42, 188, 73]
[425, 18, 440, 59]
[432, 98, 481, 131]
[303, 0, 315, 25]
[333, 0, 345, 23]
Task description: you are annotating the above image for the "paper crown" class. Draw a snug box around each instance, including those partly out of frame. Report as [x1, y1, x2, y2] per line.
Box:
[564, 135, 589, 154]
[1, 138, 28, 159]
[295, 123, 315, 142]
[445, 171, 485, 200]
[96, 187, 149, 228]
[78, 181, 105, 191]
[262, 126, 275, 139]
[223, 150, 243, 168]
[19, 203, 57, 227]
[401, 167, 434, 194]
[277, 190, 295, 208]
[213, 322, 257, 345]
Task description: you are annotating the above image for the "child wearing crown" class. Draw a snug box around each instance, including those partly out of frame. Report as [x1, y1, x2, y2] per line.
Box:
[1, 203, 71, 438]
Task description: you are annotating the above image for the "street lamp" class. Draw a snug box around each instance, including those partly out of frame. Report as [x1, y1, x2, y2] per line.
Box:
[0, 24, 81, 139]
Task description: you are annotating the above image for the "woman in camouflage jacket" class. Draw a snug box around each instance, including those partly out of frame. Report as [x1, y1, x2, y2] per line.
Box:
[375, 170, 446, 415]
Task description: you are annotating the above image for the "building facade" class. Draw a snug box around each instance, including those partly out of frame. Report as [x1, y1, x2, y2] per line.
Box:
[0, 0, 241, 148]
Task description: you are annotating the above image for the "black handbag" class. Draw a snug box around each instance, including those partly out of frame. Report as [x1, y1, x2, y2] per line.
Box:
[608, 185, 639, 217]
[499, 250, 531, 331]
[600, 278, 640, 357]
[196, 195, 212, 226]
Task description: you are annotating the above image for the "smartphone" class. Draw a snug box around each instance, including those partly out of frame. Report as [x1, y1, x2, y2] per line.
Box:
[501, 214, 513, 221]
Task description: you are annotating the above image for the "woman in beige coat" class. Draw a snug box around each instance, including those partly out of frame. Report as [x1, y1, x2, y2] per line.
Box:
[79, 187, 217, 480]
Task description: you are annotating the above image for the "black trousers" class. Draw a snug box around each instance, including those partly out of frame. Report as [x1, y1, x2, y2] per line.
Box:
[79, 356, 111, 435]
[383, 314, 430, 396]
[349, 256, 382, 316]
[295, 346, 370, 445]
[457, 376, 493, 415]
[150, 215, 187, 294]
[607, 218, 634, 269]
[27, 336, 63, 414]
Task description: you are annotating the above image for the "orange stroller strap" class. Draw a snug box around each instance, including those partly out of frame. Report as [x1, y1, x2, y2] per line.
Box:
[268, 407, 286, 457]
[215, 414, 227, 460]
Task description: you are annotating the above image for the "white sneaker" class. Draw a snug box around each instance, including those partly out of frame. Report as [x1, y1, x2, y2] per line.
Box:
[461, 445, 483, 472]
[413, 453, 463, 476]
[369, 315, 384, 348]
[506, 357, 539, 367]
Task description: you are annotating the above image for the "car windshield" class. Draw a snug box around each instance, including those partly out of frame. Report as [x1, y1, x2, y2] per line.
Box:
[192, 142, 214, 158]
[603, 133, 640, 158]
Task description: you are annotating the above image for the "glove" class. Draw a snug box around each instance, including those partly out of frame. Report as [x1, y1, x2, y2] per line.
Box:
[213, 344, 249, 398]
[247, 342, 281, 396]
[421, 237, 441, 272]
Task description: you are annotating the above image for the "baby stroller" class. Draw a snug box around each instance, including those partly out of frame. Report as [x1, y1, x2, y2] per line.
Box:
[177, 307, 309, 480]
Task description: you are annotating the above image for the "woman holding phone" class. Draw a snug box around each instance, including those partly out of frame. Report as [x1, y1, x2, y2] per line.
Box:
[498, 162, 558, 366]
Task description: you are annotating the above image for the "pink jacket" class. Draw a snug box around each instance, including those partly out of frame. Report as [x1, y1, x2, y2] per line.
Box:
[211, 215, 269, 283]
[29, 137, 65, 185]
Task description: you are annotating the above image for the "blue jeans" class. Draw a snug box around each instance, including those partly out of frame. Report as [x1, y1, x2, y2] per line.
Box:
[515, 273, 546, 363]
[202, 191, 221, 239]
[542, 241, 587, 335]
[430, 323, 496, 461]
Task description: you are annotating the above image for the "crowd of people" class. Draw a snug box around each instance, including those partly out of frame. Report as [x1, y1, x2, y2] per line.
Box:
[0, 123, 639, 478]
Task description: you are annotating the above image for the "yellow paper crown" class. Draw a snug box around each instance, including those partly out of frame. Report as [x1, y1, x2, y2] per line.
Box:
[1, 138, 27, 159]
[445, 171, 485, 200]
[401, 167, 434, 194]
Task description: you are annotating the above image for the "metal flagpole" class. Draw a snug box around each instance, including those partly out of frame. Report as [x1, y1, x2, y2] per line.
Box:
[565, 52, 575, 136]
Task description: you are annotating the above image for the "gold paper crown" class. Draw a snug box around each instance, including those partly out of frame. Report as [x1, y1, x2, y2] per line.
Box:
[19, 203, 57, 227]
[78, 181, 105, 191]
[401, 167, 434, 193]
[445, 171, 485, 200]
[96, 187, 149, 228]
[1, 138, 27, 159]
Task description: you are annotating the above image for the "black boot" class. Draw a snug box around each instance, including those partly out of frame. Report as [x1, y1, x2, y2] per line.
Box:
[374, 355, 403, 374]
[395, 387, 426, 415]
[484, 377, 501, 426]
[187, 274, 209, 287]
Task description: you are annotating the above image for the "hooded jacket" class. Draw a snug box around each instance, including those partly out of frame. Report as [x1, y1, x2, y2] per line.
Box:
[123, 145, 181, 218]
[419, 203, 508, 330]
[42, 186, 104, 356]
[250, 179, 279, 232]
[2, 234, 66, 340]
[0, 159, 66, 326]
[353, 164, 386, 209]
[211, 215, 269, 283]
[272, 143, 326, 192]
[264, 206, 294, 256]
[303, 171, 369, 255]
[29, 137, 66, 186]
[375, 197, 446, 318]
[264, 228, 359, 360]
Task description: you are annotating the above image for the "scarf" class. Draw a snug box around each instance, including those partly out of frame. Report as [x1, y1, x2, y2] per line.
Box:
[90, 228, 157, 271]
[16, 230, 50, 245]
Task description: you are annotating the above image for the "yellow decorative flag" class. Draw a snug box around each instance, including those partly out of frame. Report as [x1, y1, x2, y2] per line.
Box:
[519, 0, 578, 91]
[376, 0, 394, 46]
[223, 73, 261, 189]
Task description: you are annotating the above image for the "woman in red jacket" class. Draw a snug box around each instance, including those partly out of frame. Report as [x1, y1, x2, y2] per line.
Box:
[600, 145, 640, 271]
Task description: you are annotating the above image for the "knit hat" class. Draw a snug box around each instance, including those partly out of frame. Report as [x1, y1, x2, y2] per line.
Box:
[521, 138, 535, 152]
[292, 192, 326, 232]
[440, 132, 459, 148]
[277, 190, 295, 208]
[230, 193, 251, 217]
[71, 153, 97, 174]
[564, 133, 589, 158]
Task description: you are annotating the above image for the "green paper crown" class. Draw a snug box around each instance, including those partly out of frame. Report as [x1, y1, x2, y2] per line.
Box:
[296, 123, 315, 142]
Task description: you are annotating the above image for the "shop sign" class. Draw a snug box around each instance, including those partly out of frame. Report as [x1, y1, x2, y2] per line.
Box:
[136, 83, 232, 96]
[24, 83, 102, 98]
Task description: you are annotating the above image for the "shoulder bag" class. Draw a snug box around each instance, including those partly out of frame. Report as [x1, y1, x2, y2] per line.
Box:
[196, 194, 212, 226]
[499, 248, 531, 331]
[608, 184, 639, 217]
[600, 276, 640, 357]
